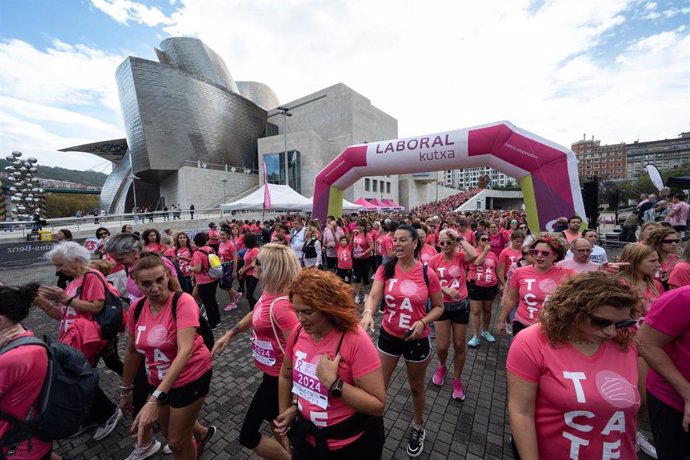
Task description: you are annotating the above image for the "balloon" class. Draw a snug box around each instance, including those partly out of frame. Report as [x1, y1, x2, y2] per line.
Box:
[28, 157, 37, 164]
[11, 151, 21, 157]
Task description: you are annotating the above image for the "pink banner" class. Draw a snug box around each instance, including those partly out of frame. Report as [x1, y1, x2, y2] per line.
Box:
[263, 161, 271, 209]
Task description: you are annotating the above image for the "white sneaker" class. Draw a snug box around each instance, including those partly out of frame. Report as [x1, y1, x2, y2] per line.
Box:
[162, 443, 172, 455]
[93, 407, 122, 441]
[636, 431, 658, 459]
[126, 440, 162, 460]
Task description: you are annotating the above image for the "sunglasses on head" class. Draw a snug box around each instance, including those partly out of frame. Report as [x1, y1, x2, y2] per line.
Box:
[530, 249, 553, 257]
[662, 239, 680, 244]
[589, 315, 637, 329]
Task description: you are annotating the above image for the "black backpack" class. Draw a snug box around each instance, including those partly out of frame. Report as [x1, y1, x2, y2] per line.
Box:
[133, 291, 214, 351]
[78, 271, 124, 341]
[0, 336, 98, 457]
[170, 251, 193, 294]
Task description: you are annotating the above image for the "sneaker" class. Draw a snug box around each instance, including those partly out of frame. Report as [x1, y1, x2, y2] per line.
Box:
[452, 379, 466, 401]
[636, 431, 658, 459]
[69, 421, 98, 438]
[224, 302, 237, 312]
[162, 443, 172, 454]
[125, 440, 161, 460]
[406, 426, 426, 457]
[93, 407, 122, 441]
[196, 425, 217, 458]
[233, 291, 243, 304]
[467, 336, 481, 347]
[432, 365, 447, 387]
[481, 330, 496, 343]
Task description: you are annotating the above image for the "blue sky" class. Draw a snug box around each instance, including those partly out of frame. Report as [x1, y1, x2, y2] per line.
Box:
[0, 0, 688, 172]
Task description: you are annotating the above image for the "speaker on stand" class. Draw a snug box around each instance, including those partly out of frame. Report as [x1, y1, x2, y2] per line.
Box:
[582, 178, 599, 230]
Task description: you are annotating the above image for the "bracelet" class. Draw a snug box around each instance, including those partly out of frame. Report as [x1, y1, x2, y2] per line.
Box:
[119, 392, 133, 397]
[420, 319, 426, 327]
[362, 310, 373, 317]
[65, 295, 77, 306]
[119, 385, 134, 390]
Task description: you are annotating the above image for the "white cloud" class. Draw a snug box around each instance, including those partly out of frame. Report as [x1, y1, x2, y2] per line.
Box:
[0, 39, 125, 169]
[90, 0, 173, 27]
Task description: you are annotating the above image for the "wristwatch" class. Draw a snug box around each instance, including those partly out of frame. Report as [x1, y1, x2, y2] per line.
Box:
[456, 237, 465, 244]
[151, 389, 168, 404]
[329, 379, 344, 398]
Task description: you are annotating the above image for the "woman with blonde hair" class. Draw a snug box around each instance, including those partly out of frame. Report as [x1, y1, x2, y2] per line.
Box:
[638, 221, 661, 244]
[212, 243, 301, 459]
[508, 272, 641, 459]
[275, 269, 385, 459]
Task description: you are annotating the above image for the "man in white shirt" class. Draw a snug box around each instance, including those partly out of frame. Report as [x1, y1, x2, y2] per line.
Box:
[290, 218, 306, 262]
[559, 238, 600, 273]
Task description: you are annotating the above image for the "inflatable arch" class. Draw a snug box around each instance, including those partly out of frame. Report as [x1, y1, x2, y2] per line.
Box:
[312, 121, 586, 233]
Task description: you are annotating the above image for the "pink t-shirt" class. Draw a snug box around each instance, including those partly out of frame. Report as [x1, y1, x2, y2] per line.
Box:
[668, 260, 690, 289]
[208, 229, 220, 245]
[498, 247, 522, 273]
[143, 242, 164, 254]
[428, 252, 469, 301]
[173, 247, 193, 276]
[127, 292, 212, 387]
[381, 234, 394, 258]
[192, 246, 216, 285]
[218, 241, 236, 264]
[419, 244, 437, 263]
[468, 251, 499, 287]
[59, 269, 115, 342]
[557, 258, 600, 273]
[337, 244, 353, 270]
[645, 286, 690, 413]
[243, 247, 260, 277]
[352, 233, 373, 259]
[0, 331, 51, 459]
[507, 324, 639, 460]
[656, 254, 678, 282]
[511, 265, 574, 326]
[231, 235, 245, 251]
[488, 232, 508, 258]
[374, 261, 441, 338]
[375, 232, 384, 256]
[669, 201, 689, 227]
[286, 326, 380, 450]
[251, 294, 298, 376]
[459, 229, 476, 246]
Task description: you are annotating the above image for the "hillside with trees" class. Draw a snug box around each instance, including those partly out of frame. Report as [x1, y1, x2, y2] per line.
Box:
[0, 159, 107, 187]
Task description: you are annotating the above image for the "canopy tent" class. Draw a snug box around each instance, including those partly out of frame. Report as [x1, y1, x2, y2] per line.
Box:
[220, 184, 312, 211]
[666, 175, 690, 189]
[382, 199, 404, 210]
[354, 197, 379, 209]
[368, 198, 388, 208]
[308, 196, 363, 211]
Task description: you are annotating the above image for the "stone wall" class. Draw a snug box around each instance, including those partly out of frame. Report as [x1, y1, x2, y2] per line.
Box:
[160, 166, 258, 209]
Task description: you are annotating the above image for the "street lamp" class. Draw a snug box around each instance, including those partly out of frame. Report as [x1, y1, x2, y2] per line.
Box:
[276, 107, 292, 188]
[221, 179, 228, 203]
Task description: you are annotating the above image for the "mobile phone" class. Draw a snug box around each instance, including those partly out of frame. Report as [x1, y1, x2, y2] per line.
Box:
[402, 329, 413, 340]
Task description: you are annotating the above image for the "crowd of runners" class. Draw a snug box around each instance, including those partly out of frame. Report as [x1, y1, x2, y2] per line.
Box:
[1, 190, 690, 460]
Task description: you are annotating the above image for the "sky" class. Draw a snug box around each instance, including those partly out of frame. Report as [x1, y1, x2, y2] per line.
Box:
[0, 0, 688, 174]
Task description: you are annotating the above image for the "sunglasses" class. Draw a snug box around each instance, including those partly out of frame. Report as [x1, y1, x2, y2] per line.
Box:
[438, 241, 454, 246]
[589, 315, 637, 329]
[479, 238, 490, 242]
[530, 249, 553, 257]
[98, 232, 109, 237]
[519, 226, 528, 229]
[662, 239, 680, 244]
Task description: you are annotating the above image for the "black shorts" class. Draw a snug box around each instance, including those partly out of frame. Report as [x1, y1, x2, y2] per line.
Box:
[468, 281, 498, 301]
[336, 268, 352, 284]
[377, 327, 431, 363]
[648, 390, 690, 459]
[437, 299, 470, 324]
[219, 263, 234, 289]
[162, 368, 212, 408]
[352, 257, 371, 285]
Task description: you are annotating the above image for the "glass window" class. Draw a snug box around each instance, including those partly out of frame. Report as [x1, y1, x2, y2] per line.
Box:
[387, 182, 391, 194]
[373, 180, 378, 192]
[264, 150, 301, 193]
[365, 178, 370, 191]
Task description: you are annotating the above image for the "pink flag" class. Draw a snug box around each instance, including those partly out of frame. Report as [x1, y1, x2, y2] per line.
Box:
[263, 161, 271, 209]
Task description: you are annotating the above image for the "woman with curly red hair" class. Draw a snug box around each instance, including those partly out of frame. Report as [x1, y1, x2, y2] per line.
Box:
[274, 270, 385, 460]
[508, 272, 641, 459]
[496, 234, 575, 338]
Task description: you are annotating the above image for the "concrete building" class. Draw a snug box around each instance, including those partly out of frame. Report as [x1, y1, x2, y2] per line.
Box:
[443, 167, 517, 189]
[572, 135, 627, 180]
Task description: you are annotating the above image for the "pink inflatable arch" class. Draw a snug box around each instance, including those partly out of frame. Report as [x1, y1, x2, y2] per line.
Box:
[312, 121, 586, 232]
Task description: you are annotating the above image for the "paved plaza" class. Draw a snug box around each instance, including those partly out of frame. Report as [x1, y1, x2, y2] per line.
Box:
[2, 260, 654, 460]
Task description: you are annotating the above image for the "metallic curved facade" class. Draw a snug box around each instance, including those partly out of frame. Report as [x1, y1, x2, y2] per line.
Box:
[85, 37, 281, 213]
[237, 81, 280, 110]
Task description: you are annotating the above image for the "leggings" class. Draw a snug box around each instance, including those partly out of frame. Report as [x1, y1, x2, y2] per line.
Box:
[239, 373, 279, 449]
[197, 280, 220, 328]
[132, 359, 151, 418]
[246, 276, 259, 310]
[86, 384, 117, 425]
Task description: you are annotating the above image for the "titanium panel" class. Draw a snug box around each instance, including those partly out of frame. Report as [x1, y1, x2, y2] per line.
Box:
[237, 81, 280, 110]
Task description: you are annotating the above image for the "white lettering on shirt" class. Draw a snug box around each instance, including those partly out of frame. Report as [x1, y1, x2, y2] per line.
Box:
[563, 431, 589, 459]
[136, 325, 146, 344]
[564, 371, 588, 403]
[564, 411, 594, 432]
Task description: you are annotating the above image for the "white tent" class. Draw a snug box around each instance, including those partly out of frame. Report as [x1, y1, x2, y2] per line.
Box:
[220, 184, 312, 211]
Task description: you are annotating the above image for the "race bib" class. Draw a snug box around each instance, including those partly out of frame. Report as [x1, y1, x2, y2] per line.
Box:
[251, 337, 277, 366]
[292, 357, 329, 409]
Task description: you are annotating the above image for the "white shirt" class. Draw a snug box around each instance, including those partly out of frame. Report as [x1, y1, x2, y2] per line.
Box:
[565, 245, 608, 264]
[290, 226, 306, 258]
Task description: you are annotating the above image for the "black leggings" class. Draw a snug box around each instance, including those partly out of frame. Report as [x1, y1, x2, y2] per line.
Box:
[86, 384, 117, 425]
[132, 358, 151, 418]
[197, 281, 220, 328]
[291, 416, 384, 460]
[246, 276, 259, 310]
[239, 373, 280, 449]
[512, 320, 529, 338]
[648, 390, 690, 460]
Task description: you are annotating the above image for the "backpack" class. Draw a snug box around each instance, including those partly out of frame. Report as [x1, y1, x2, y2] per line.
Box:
[170, 251, 193, 294]
[0, 336, 98, 454]
[79, 271, 125, 341]
[133, 291, 215, 351]
[198, 249, 223, 279]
